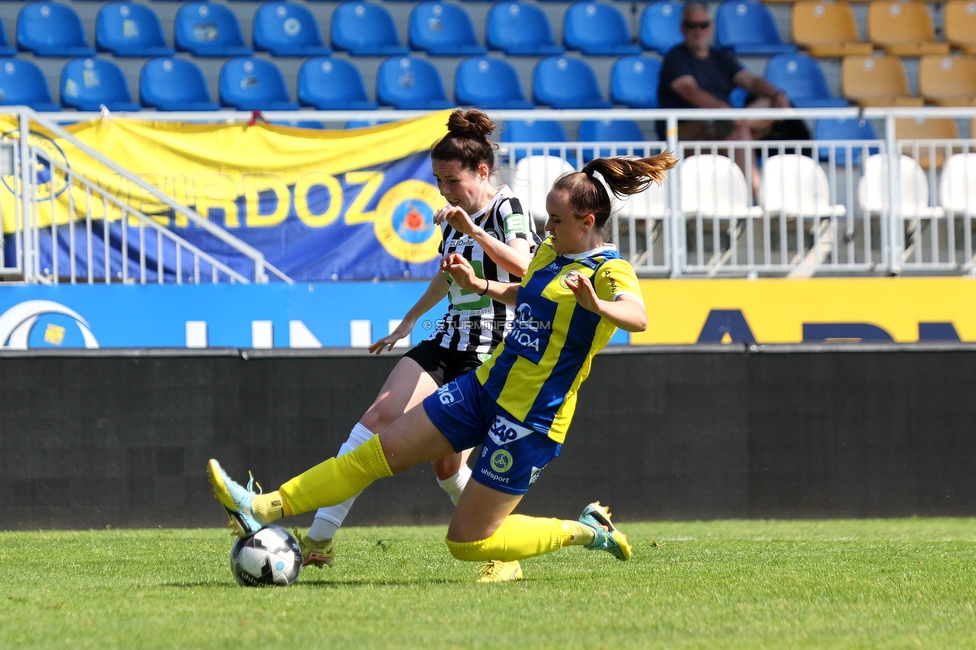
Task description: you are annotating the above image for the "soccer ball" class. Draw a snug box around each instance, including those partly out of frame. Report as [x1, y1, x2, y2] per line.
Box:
[230, 525, 302, 587]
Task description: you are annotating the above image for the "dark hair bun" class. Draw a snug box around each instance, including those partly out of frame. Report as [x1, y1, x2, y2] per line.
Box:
[446, 109, 494, 139]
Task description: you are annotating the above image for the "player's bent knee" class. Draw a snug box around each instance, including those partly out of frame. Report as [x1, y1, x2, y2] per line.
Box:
[445, 536, 492, 562]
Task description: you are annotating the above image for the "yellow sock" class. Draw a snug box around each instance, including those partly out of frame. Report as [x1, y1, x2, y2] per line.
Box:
[560, 520, 596, 546]
[445, 515, 566, 562]
[278, 435, 393, 516]
[252, 491, 287, 524]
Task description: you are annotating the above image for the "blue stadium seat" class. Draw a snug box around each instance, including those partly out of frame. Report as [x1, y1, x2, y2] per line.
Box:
[298, 56, 378, 109]
[61, 57, 141, 111]
[640, 1, 683, 55]
[174, 2, 253, 57]
[0, 59, 59, 111]
[17, 3, 96, 57]
[563, 1, 640, 56]
[0, 19, 16, 57]
[331, 2, 409, 57]
[765, 53, 848, 108]
[409, 2, 486, 56]
[219, 57, 298, 110]
[140, 57, 219, 111]
[455, 56, 533, 109]
[253, 1, 330, 57]
[611, 54, 662, 108]
[715, 1, 797, 56]
[486, 2, 563, 57]
[533, 56, 612, 109]
[500, 119, 574, 165]
[578, 119, 646, 162]
[376, 55, 454, 109]
[814, 118, 880, 166]
[96, 3, 174, 58]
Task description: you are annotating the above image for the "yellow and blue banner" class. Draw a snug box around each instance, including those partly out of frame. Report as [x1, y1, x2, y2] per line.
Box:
[635, 277, 976, 344]
[0, 113, 452, 281]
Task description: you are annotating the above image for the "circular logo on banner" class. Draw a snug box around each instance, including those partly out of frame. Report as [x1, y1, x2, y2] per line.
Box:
[490, 449, 514, 474]
[0, 130, 70, 201]
[374, 180, 444, 263]
[0, 300, 99, 349]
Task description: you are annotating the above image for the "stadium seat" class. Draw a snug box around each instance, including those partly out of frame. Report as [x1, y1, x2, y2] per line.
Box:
[918, 55, 976, 106]
[577, 119, 646, 162]
[219, 57, 298, 110]
[174, 2, 253, 57]
[61, 57, 141, 112]
[331, 2, 409, 56]
[939, 153, 976, 216]
[409, 2, 486, 56]
[760, 154, 846, 218]
[17, 2, 96, 57]
[813, 118, 880, 166]
[253, 1, 331, 57]
[376, 56, 454, 109]
[0, 59, 59, 111]
[140, 57, 219, 111]
[859, 153, 943, 218]
[615, 179, 669, 220]
[715, 2, 796, 56]
[841, 55, 923, 107]
[791, 1, 872, 59]
[679, 154, 762, 218]
[611, 55, 662, 108]
[509, 155, 576, 221]
[765, 54, 848, 108]
[500, 119, 573, 165]
[563, 1, 640, 56]
[96, 3, 174, 58]
[533, 56, 612, 109]
[640, 1, 683, 55]
[0, 19, 15, 58]
[298, 57, 378, 109]
[485, 1, 563, 56]
[896, 117, 959, 169]
[945, 0, 976, 55]
[867, 0, 949, 56]
[454, 56, 533, 109]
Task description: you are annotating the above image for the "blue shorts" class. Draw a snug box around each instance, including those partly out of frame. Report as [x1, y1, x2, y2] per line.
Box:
[422, 371, 561, 495]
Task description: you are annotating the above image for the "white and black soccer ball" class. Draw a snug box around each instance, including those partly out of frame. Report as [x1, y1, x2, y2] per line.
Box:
[230, 525, 302, 587]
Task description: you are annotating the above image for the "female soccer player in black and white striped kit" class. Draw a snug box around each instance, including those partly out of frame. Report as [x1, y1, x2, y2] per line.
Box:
[296, 109, 539, 582]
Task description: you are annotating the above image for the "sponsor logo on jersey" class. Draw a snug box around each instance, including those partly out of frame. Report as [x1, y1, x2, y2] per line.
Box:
[436, 382, 464, 406]
[489, 414, 534, 445]
[374, 180, 445, 263]
[489, 449, 514, 474]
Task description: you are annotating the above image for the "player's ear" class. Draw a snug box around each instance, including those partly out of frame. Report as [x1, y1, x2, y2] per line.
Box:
[478, 163, 490, 182]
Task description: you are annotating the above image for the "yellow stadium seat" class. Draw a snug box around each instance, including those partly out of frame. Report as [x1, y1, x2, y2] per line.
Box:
[792, 1, 873, 58]
[867, 1, 949, 56]
[896, 117, 961, 169]
[841, 55, 924, 107]
[919, 55, 976, 106]
[945, 0, 976, 55]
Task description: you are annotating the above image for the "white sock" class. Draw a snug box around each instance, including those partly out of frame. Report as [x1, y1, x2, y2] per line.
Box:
[437, 463, 472, 506]
[307, 423, 374, 541]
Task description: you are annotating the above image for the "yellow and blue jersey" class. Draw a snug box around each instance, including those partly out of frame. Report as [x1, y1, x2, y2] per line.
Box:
[475, 237, 644, 443]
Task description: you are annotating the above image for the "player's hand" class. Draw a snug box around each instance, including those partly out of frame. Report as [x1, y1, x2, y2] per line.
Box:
[440, 253, 480, 292]
[433, 205, 479, 237]
[565, 270, 600, 313]
[368, 318, 414, 355]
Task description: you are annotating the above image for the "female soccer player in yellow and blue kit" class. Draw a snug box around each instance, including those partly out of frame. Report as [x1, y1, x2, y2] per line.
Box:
[208, 152, 678, 568]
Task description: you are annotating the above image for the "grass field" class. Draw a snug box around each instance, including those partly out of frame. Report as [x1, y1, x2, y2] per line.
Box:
[2, 518, 975, 648]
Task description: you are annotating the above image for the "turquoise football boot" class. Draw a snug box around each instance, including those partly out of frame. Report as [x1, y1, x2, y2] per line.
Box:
[579, 501, 632, 561]
[206, 459, 264, 538]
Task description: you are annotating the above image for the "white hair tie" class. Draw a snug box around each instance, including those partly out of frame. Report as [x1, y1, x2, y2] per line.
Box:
[588, 169, 621, 215]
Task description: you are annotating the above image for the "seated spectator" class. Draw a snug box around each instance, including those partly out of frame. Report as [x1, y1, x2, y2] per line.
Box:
[657, 2, 790, 193]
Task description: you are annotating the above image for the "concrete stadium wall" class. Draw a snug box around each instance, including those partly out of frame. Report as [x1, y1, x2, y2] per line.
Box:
[2, 344, 974, 530]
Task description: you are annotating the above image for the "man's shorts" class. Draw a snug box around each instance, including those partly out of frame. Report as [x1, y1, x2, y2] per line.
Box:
[404, 339, 484, 386]
[678, 119, 737, 141]
[422, 371, 561, 495]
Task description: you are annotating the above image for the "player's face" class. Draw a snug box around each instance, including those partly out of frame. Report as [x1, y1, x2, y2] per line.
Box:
[544, 189, 595, 255]
[431, 159, 489, 215]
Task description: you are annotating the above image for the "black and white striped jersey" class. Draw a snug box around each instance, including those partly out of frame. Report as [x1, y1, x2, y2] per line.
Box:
[430, 185, 540, 355]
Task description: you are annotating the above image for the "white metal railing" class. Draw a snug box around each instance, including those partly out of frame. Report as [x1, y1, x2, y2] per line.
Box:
[0, 108, 291, 284]
[2, 106, 975, 280]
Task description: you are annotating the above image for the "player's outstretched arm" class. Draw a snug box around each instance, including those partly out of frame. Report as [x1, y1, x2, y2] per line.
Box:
[565, 271, 648, 333]
[368, 273, 450, 354]
[434, 205, 533, 277]
[441, 253, 519, 306]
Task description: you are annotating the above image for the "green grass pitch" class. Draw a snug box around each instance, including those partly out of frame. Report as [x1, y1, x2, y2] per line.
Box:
[2, 519, 975, 648]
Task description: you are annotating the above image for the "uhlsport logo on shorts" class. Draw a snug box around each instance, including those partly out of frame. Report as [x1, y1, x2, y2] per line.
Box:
[489, 449, 513, 474]
[488, 415, 534, 446]
[373, 180, 445, 264]
[436, 382, 464, 405]
[0, 300, 99, 349]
